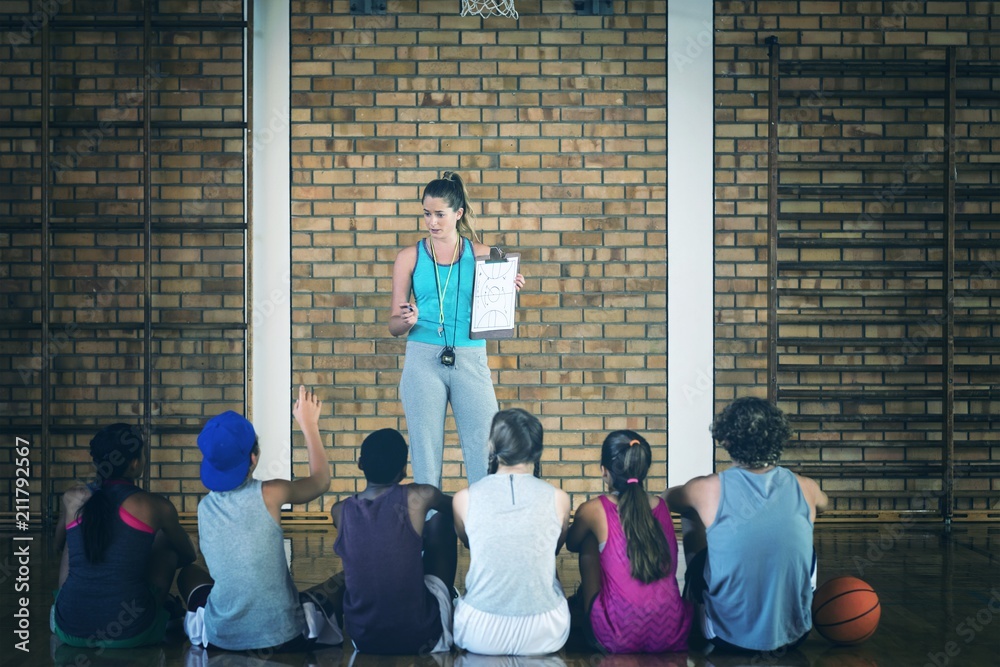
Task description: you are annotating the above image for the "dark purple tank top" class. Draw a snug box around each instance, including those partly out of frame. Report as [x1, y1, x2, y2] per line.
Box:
[333, 484, 442, 654]
[55, 481, 159, 639]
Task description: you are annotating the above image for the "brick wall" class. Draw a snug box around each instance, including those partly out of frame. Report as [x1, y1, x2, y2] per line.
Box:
[289, 0, 667, 511]
[713, 1, 1000, 515]
[0, 0, 247, 516]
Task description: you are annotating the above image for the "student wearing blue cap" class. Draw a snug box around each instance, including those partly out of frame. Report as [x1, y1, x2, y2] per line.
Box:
[179, 386, 345, 653]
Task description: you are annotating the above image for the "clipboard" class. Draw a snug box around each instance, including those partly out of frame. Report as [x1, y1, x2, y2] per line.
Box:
[470, 247, 520, 340]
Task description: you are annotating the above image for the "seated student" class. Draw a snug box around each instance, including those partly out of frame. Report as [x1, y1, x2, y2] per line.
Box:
[179, 386, 344, 652]
[331, 428, 456, 654]
[565, 430, 691, 653]
[452, 408, 572, 656]
[666, 397, 829, 653]
[52, 423, 196, 648]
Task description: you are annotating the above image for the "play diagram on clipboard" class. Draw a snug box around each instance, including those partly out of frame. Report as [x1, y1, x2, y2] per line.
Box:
[470, 251, 519, 340]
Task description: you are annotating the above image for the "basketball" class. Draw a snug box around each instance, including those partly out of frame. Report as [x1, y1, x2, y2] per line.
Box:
[812, 576, 881, 645]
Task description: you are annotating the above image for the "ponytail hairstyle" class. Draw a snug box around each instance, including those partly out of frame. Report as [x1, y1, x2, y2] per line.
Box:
[487, 408, 543, 478]
[601, 430, 670, 583]
[81, 423, 144, 563]
[421, 171, 481, 243]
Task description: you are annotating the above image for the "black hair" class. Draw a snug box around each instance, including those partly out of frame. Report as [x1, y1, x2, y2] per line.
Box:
[359, 428, 408, 485]
[81, 423, 144, 563]
[487, 408, 543, 477]
[421, 171, 481, 243]
[711, 397, 792, 468]
[602, 430, 670, 583]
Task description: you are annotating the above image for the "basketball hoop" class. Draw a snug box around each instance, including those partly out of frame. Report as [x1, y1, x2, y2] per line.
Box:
[461, 0, 518, 19]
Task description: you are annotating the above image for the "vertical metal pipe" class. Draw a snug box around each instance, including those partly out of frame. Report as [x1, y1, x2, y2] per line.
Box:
[41, 19, 51, 523]
[766, 37, 779, 404]
[246, 0, 254, 419]
[143, 0, 153, 490]
[942, 47, 956, 530]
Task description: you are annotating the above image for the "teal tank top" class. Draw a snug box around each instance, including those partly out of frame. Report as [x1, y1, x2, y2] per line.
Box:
[407, 237, 484, 348]
[198, 479, 303, 650]
[702, 466, 813, 651]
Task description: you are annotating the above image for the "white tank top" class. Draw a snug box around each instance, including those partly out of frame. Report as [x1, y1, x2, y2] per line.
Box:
[462, 473, 565, 616]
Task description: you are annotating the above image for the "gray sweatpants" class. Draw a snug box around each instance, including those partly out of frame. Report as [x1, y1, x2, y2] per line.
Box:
[399, 340, 498, 488]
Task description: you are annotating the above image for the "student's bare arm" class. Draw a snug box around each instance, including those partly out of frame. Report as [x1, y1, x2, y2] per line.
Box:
[152, 495, 196, 567]
[452, 489, 470, 548]
[330, 500, 343, 529]
[56, 485, 90, 586]
[565, 498, 598, 553]
[264, 386, 330, 513]
[410, 483, 452, 515]
[665, 475, 720, 528]
[554, 489, 571, 555]
[795, 474, 829, 522]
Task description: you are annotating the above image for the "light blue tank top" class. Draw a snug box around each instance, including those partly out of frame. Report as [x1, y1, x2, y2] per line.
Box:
[462, 473, 565, 616]
[703, 467, 813, 651]
[198, 478, 303, 650]
[407, 237, 484, 348]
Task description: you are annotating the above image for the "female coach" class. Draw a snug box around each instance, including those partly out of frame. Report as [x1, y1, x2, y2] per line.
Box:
[389, 172, 525, 488]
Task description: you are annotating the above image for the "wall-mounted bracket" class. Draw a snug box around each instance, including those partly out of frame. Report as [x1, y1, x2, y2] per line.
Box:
[575, 0, 613, 15]
[350, 0, 386, 15]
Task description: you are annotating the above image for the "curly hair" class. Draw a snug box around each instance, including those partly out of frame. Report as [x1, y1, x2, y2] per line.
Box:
[710, 397, 792, 468]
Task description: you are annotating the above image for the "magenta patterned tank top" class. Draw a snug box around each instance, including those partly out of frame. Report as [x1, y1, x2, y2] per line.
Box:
[589, 494, 692, 653]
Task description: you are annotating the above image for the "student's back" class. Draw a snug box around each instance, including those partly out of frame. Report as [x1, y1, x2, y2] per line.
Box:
[453, 408, 572, 656]
[53, 424, 195, 649]
[334, 483, 442, 653]
[180, 388, 344, 653]
[702, 466, 813, 649]
[462, 472, 565, 616]
[198, 478, 303, 649]
[566, 431, 691, 654]
[56, 482, 159, 640]
[589, 495, 690, 652]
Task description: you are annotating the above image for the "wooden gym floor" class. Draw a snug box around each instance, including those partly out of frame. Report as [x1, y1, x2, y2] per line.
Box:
[3, 522, 999, 667]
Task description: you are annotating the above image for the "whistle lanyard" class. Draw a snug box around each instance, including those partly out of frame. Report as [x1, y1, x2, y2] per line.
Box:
[431, 238, 461, 344]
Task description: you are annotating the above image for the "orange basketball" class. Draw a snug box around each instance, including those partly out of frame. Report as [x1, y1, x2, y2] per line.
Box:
[811, 576, 881, 645]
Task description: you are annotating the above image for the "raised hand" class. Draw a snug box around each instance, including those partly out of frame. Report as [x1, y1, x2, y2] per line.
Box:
[292, 384, 322, 429]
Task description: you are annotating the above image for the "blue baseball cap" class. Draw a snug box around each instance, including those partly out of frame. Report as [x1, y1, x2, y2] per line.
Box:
[198, 411, 257, 492]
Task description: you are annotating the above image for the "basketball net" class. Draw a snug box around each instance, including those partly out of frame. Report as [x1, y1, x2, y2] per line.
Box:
[460, 0, 518, 19]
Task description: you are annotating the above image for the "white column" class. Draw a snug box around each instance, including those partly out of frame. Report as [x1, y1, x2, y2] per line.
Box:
[250, 0, 292, 481]
[667, 0, 715, 485]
